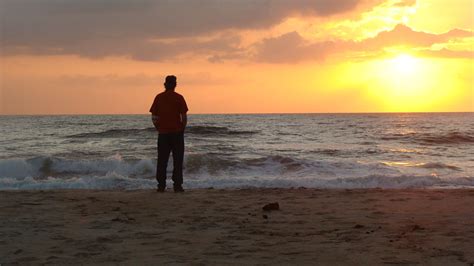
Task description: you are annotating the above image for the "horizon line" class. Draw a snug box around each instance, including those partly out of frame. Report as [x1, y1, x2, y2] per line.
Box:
[1, 111, 473, 116]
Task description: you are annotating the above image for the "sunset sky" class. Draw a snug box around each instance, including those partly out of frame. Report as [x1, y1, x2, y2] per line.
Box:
[1, 0, 473, 114]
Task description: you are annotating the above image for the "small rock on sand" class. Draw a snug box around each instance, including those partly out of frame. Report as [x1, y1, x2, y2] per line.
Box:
[262, 202, 279, 211]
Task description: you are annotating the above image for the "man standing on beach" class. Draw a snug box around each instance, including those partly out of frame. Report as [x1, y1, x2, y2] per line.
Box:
[149, 75, 188, 192]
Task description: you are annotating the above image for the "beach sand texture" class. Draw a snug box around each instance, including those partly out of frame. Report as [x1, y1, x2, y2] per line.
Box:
[1, 189, 473, 265]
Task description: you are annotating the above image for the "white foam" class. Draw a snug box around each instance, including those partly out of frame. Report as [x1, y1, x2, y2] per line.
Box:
[0, 155, 472, 190]
[0, 173, 473, 190]
[0, 173, 155, 190]
[0, 156, 155, 179]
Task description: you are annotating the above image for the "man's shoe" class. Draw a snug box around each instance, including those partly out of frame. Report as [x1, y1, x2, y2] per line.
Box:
[173, 185, 184, 193]
[157, 186, 166, 192]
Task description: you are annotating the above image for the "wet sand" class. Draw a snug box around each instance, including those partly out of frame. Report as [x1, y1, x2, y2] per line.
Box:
[1, 188, 473, 265]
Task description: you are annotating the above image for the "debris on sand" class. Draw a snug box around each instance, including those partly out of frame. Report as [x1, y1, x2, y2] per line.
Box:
[262, 202, 280, 211]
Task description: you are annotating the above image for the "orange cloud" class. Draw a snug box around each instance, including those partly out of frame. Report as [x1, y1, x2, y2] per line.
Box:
[417, 48, 474, 59]
[362, 24, 472, 49]
[251, 24, 473, 63]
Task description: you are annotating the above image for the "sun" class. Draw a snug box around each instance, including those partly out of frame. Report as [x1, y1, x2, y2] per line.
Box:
[366, 53, 450, 111]
[380, 53, 425, 96]
[390, 54, 419, 76]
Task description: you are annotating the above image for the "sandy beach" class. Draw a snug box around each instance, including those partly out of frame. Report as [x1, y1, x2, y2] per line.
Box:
[1, 188, 473, 265]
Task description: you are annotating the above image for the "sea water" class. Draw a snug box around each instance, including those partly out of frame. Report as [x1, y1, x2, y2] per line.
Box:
[0, 113, 473, 189]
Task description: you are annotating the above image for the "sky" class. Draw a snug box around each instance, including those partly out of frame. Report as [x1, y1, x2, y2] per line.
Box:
[0, 0, 473, 114]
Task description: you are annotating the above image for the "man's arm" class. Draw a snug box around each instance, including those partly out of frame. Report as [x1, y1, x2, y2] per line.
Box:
[181, 113, 187, 130]
[150, 95, 160, 131]
[179, 95, 188, 131]
[152, 115, 159, 131]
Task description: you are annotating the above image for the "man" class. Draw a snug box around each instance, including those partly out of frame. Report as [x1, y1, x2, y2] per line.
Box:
[149, 75, 188, 192]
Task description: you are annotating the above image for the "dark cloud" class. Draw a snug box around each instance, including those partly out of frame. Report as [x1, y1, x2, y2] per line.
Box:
[254, 32, 335, 63]
[2, 30, 243, 62]
[130, 35, 243, 62]
[1, 0, 364, 57]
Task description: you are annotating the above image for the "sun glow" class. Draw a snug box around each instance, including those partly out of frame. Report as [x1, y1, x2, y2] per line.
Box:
[390, 54, 419, 76]
[365, 53, 462, 112]
[374, 53, 429, 97]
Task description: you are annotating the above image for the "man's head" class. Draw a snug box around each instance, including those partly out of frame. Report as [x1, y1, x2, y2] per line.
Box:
[164, 75, 177, 91]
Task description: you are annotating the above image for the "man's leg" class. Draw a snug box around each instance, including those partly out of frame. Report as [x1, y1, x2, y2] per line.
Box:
[171, 132, 185, 189]
[157, 133, 171, 190]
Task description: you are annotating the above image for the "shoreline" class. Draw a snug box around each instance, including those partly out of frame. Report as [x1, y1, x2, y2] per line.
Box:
[1, 188, 473, 264]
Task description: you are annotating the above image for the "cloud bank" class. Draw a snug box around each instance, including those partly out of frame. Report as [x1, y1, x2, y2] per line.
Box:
[1, 0, 472, 63]
[1, 1, 362, 46]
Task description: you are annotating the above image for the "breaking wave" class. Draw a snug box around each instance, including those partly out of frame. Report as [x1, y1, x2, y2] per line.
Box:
[66, 125, 258, 138]
[381, 131, 474, 145]
[0, 155, 471, 190]
[67, 128, 156, 138]
[0, 155, 155, 179]
[416, 162, 462, 171]
[186, 126, 258, 135]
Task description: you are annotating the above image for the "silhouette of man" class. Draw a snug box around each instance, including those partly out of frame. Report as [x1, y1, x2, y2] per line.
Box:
[149, 75, 188, 192]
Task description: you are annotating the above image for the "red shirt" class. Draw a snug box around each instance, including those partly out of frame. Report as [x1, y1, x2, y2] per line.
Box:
[149, 90, 188, 133]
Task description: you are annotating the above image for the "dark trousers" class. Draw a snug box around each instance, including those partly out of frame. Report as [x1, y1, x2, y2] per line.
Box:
[156, 132, 184, 188]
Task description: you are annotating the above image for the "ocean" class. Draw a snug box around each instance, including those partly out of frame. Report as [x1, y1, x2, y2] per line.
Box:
[0, 113, 473, 189]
